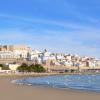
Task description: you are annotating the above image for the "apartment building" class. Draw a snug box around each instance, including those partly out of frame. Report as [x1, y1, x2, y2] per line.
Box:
[0, 45, 32, 59]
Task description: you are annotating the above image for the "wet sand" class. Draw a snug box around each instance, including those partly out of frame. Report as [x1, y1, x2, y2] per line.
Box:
[0, 76, 100, 100]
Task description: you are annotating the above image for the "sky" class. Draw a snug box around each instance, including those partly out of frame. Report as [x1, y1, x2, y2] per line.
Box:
[0, 0, 100, 58]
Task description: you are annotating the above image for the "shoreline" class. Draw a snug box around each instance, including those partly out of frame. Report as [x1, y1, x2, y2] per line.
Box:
[13, 74, 100, 94]
[13, 79, 100, 94]
[1, 75, 100, 100]
[1, 71, 100, 78]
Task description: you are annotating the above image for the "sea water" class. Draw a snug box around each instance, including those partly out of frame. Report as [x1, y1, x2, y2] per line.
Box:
[15, 74, 100, 92]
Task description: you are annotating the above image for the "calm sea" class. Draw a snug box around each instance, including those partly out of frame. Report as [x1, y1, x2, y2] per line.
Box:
[15, 74, 100, 92]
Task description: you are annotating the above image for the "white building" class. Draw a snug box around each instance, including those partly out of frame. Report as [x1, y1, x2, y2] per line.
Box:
[62, 61, 73, 66]
[28, 50, 41, 60]
[41, 49, 51, 63]
[56, 54, 64, 60]
[0, 51, 15, 59]
[65, 55, 72, 61]
[0, 45, 32, 59]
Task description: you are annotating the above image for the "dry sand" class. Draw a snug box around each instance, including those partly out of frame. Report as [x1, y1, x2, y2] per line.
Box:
[0, 76, 100, 100]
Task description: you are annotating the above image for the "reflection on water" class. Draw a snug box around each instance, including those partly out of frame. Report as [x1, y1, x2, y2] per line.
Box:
[16, 74, 100, 92]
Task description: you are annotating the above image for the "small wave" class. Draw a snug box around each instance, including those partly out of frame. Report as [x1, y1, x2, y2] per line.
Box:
[11, 80, 17, 83]
[12, 74, 100, 92]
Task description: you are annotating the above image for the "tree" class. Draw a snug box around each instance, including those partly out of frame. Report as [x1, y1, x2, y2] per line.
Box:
[17, 63, 46, 73]
[17, 63, 29, 72]
[32, 64, 46, 73]
[0, 64, 10, 70]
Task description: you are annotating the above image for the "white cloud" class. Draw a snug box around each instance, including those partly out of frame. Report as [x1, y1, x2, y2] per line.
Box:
[0, 13, 94, 30]
[0, 29, 100, 58]
[0, 13, 100, 58]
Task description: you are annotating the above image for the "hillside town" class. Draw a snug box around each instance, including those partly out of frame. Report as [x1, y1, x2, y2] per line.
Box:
[0, 44, 100, 73]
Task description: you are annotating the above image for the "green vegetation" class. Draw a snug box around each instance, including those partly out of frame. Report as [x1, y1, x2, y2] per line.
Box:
[17, 63, 46, 73]
[0, 64, 10, 70]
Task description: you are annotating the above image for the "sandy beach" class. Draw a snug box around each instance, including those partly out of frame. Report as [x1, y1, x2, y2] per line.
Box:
[0, 75, 100, 100]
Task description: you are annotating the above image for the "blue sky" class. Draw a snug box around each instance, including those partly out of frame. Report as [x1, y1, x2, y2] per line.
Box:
[0, 0, 100, 58]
